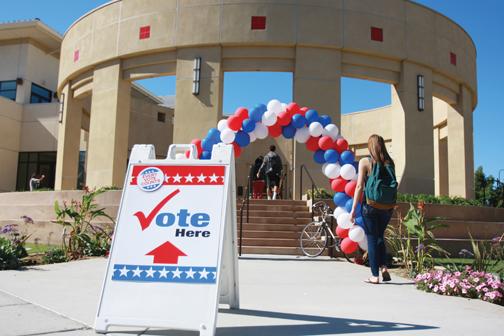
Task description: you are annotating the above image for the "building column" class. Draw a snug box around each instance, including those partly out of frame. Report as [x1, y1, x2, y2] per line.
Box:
[55, 84, 82, 190]
[447, 85, 474, 198]
[391, 61, 435, 194]
[434, 126, 449, 196]
[293, 47, 341, 200]
[174, 47, 223, 143]
[86, 60, 131, 188]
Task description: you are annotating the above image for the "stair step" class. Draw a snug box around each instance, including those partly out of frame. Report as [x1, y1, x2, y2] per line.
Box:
[239, 223, 306, 232]
[239, 230, 300, 239]
[239, 217, 311, 224]
[241, 204, 309, 212]
[248, 199, 307, 206]
[238, 238, 299, 247]
[240, 210, 312, 219]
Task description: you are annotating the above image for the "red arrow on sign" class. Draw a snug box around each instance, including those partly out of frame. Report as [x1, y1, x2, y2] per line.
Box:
[146, 241, 187, 264]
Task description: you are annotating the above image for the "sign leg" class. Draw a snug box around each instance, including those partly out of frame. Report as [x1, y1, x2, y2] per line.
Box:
[94, 318, 109, 334]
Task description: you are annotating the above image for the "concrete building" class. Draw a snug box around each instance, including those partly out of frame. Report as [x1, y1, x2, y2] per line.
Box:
[55, 0, 477, 199]
[0, 19, 173, 192]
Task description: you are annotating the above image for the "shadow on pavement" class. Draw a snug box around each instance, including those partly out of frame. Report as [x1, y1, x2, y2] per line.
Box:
[141, 308, 437, 335]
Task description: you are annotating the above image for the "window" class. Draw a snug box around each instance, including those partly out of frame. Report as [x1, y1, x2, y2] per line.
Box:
[139, 26, 151, 40]
[417, 75, 425, 111]
[157, 112, 166, 123]
[251, 16, 266, 30]
[371, 27, 383, 42]
[450, 52, 457, 66]
[30, 83, 52, 104]
[16, 151, 57, 191]
[0, 80, 17, 101]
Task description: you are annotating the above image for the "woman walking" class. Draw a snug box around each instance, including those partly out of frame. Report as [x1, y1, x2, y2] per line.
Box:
[350, 134, 398, 284]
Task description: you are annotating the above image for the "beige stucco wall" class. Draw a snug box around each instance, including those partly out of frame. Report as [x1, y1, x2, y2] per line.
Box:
[0, 97, 23, 192]
[20, 103, 59, 152]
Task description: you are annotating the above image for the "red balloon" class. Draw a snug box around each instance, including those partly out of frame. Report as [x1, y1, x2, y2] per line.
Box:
[235, 107, 249, 121]
[331, 177, 347, 192]
[277, 110, 292, 126]
[286, 102, 300, 115]
[268, 124, 282, 137]
[318, 136, 334, 151]
[190, 138, 202, 157]
[227, 115, 242, 131]
[185, 150, 190, 158]
[299, 107, 309, 116]
[345, 180, 357, 197]
[232, 142, 241, 157]
[341, 238, 359, 254]
[335, 138, 349, 153]
[336, 226, 349, 239]
[305, 136, 320, 151]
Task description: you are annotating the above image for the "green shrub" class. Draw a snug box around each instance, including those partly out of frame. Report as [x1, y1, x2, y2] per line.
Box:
[306, 188, 332, 200]
[0, 237, 20, 270]
[397, 193, 483, 207]
[43, 248, 68, 264]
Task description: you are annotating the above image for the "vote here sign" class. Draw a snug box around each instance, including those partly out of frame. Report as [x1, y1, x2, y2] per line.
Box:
[96, 162, 229, 334]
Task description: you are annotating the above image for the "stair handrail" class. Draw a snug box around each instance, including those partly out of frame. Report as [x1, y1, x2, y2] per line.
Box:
[238, 164, 253, 256]
[299, 164, 322, 205]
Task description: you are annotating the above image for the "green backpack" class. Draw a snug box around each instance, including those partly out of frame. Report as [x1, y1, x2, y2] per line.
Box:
[365, 160, 398, 205]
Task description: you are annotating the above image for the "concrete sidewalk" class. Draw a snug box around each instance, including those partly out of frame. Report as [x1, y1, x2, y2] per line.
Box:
[0, 256, 503, 336]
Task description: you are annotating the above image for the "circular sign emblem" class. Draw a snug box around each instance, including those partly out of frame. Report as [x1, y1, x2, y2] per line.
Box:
[137, 167, 164, 192]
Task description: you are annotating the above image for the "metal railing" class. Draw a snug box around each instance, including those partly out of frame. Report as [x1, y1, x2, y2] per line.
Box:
[299, 164, 336, 258]
[238, 165, 253, 256]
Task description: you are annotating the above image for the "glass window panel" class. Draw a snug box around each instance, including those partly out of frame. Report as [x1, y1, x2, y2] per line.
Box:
[1, 81, 17, 90]
[28, 152, 38, 162]
[0, 91, 16, 100]
[16, 163, 28, 191]
[19, 152, 28, 162]
[30, 83, 52, 104]
[38, 152, 56, 162]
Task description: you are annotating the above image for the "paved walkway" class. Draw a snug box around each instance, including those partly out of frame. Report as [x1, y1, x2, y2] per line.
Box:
[0, 256, 503, 336]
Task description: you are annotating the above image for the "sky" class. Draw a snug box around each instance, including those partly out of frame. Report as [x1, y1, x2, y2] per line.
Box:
[1, 0, 503, 179]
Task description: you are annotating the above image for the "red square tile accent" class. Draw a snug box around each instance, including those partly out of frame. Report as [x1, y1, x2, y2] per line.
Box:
[73, 49, 80, 62]
[371, 27, 383, 42]
[139, 25, 151, 40]
[251, 16, 266, 30]
[450, 52, 457, 65]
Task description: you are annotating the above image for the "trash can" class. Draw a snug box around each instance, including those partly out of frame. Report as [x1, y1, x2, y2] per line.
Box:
[252, 180, 265, 199]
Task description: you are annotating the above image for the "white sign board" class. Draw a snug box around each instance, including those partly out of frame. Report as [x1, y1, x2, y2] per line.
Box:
[95, 144, 239, 336]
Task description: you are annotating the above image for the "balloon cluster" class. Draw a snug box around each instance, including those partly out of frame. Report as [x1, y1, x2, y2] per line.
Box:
[190, 99, 366, 254]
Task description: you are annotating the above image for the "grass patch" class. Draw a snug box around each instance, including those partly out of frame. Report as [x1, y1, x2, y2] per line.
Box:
[24, 243, 58, 255]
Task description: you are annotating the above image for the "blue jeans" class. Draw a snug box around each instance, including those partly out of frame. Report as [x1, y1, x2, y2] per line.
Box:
[362, 204, 393, 277]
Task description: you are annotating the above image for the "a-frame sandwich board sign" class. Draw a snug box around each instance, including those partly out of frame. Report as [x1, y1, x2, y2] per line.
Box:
[95, 143, 239, 336]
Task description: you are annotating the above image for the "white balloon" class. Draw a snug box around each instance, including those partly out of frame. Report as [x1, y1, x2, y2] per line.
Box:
[324, 124, 339, 140]
[294, 127, 311, 143]
[309, 122, 324, 137]
[333, 206, 346, 219]
[280, 103, 288, 114]
[217, 119, 228, 131]
[267, 99, 282, 115]
[220, 128, 236, 144]
[262, 110, 277, 126]
[352, 174, 358, 181]
[248, 131, 256, 143]
[323, 163, 341, 179]
[175, 153, 186, 160]
[337, 212, 353, 229]
[349, 225, 365, 242]
[340, 164, 356, 180]
[358, 235, 368, 251]
[254, 123, 268, 139]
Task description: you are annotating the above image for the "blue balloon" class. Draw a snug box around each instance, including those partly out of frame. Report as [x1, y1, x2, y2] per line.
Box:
[242, 118, 256, 133]
[250, 106, 266, 122]
[235, 131, 250, 147]
[282, 124, 297, 139]
[353, 161, 359, 171]
[202, 138, 214, 151]
[333, 192, 350, 208]
[207, 128, 220, 142]
[291, 114, 307, 128]
[305, 109, 319, 124]
[355, 216, 364, 228]
[324, 149, 340, 163]
[319, 115, 332, 127]
[340, 150, 355, 165]
[345, 198, 362, 214]
[201, 151, 212, 160]
[313, 150, 326, 164]
[257, 103, 267, 112]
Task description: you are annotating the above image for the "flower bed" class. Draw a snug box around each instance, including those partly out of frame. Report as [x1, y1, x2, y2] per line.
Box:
[415, 267, 503, 305]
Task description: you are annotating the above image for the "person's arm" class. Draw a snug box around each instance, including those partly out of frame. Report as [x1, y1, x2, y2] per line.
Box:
[257, 157, 267, 178]
[350, 158, 368, 220]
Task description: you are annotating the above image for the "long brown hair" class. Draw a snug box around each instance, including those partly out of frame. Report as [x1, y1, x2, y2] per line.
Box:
[368, 134, 393, 166]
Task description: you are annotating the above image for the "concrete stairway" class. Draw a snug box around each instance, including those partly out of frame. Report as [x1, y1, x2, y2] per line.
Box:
[237, 199, 313, 255]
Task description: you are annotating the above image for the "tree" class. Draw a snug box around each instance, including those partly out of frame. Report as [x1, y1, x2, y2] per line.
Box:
[474, 166, 504, 208]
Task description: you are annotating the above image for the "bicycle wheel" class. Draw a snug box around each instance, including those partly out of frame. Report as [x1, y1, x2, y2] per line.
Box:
[331, 236, 354, 263]
[300, 221, 329, 257]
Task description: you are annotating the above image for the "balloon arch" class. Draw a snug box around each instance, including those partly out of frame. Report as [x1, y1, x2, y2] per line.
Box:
[188, 99, 366, 255]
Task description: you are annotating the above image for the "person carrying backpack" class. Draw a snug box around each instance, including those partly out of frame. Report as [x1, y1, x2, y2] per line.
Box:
[350, 134, 398, 284]
[257, 145, 283, 200]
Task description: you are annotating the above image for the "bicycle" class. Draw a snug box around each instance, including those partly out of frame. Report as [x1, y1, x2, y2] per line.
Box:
[299, 201, 352, 262]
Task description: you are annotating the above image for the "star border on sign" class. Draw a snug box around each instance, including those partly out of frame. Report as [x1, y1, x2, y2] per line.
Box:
[158, 267, 169, 278]
[172, 174, 182, 183]
[172, 267, 182, 278]
[145, 267, 156, 278]
[209, 173, 218, 182]
[132, 267, 143, 277]
[119, 266, 129, 277]
[185, 173, 194, 183]
[197, 173, 206, 183]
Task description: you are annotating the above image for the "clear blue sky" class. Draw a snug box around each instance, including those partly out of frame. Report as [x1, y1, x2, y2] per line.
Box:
[1, 0, 503, 179]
